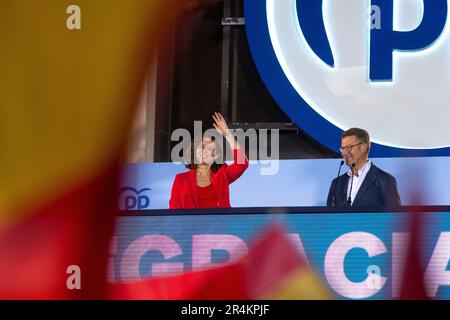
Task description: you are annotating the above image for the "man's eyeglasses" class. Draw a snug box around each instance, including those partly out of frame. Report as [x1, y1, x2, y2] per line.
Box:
[340, 142, 364, 153]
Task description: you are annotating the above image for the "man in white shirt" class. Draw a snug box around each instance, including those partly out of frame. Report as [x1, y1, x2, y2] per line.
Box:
[327, 128, 401, 208]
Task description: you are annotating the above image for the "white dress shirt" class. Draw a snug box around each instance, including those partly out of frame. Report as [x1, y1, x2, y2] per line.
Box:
[347, 160, 372, 205]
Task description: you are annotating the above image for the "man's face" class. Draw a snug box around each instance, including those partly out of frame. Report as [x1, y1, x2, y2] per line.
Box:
[341, 135, 367, 167]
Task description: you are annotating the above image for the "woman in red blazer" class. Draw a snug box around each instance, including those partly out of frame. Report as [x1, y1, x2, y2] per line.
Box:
[169, 112, 248, 209]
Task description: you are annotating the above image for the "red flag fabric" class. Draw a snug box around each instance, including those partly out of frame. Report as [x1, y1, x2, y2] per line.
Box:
[399, 211, 429, 299]
[0, 1, 177, 299]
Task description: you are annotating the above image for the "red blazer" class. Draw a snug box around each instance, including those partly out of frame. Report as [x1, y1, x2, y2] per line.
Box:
[169, 148, 249, 209]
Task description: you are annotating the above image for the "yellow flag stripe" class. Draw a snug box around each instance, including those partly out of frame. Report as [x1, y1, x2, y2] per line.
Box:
[262, 269, 334, 300]
[0, 1, 172, 227]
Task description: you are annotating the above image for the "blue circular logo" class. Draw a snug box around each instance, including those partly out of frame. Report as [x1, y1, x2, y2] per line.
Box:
[244, 0, 450, 157]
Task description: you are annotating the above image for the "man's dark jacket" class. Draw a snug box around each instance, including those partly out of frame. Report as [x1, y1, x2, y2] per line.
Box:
[327, 163, 401, 208]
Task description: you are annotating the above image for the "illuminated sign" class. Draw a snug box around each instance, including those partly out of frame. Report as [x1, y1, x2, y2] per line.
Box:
[244, 0, 450, 156]
[111, 212, 450, 299]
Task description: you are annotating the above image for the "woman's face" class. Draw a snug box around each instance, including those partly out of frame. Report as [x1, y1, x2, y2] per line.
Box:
[195, 138, 216, 165]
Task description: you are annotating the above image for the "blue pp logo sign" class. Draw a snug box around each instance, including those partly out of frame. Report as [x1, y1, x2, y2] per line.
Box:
[119, 187, 151, 210]
[245, 0, 450, 156]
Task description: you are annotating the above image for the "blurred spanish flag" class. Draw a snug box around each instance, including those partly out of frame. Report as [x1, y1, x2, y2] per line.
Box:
[0, 1, 176, 299]
[0, 1, 332, 300]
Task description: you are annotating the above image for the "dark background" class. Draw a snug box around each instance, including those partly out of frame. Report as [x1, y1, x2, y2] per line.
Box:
[153, 0, 339, 161]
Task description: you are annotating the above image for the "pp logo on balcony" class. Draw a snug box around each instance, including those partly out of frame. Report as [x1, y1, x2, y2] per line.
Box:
[118, 187, 151, 210]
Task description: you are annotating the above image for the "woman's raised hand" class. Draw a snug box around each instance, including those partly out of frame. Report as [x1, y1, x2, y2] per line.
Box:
[213, 112, 239, 149]
[212, 112, 229, 137]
